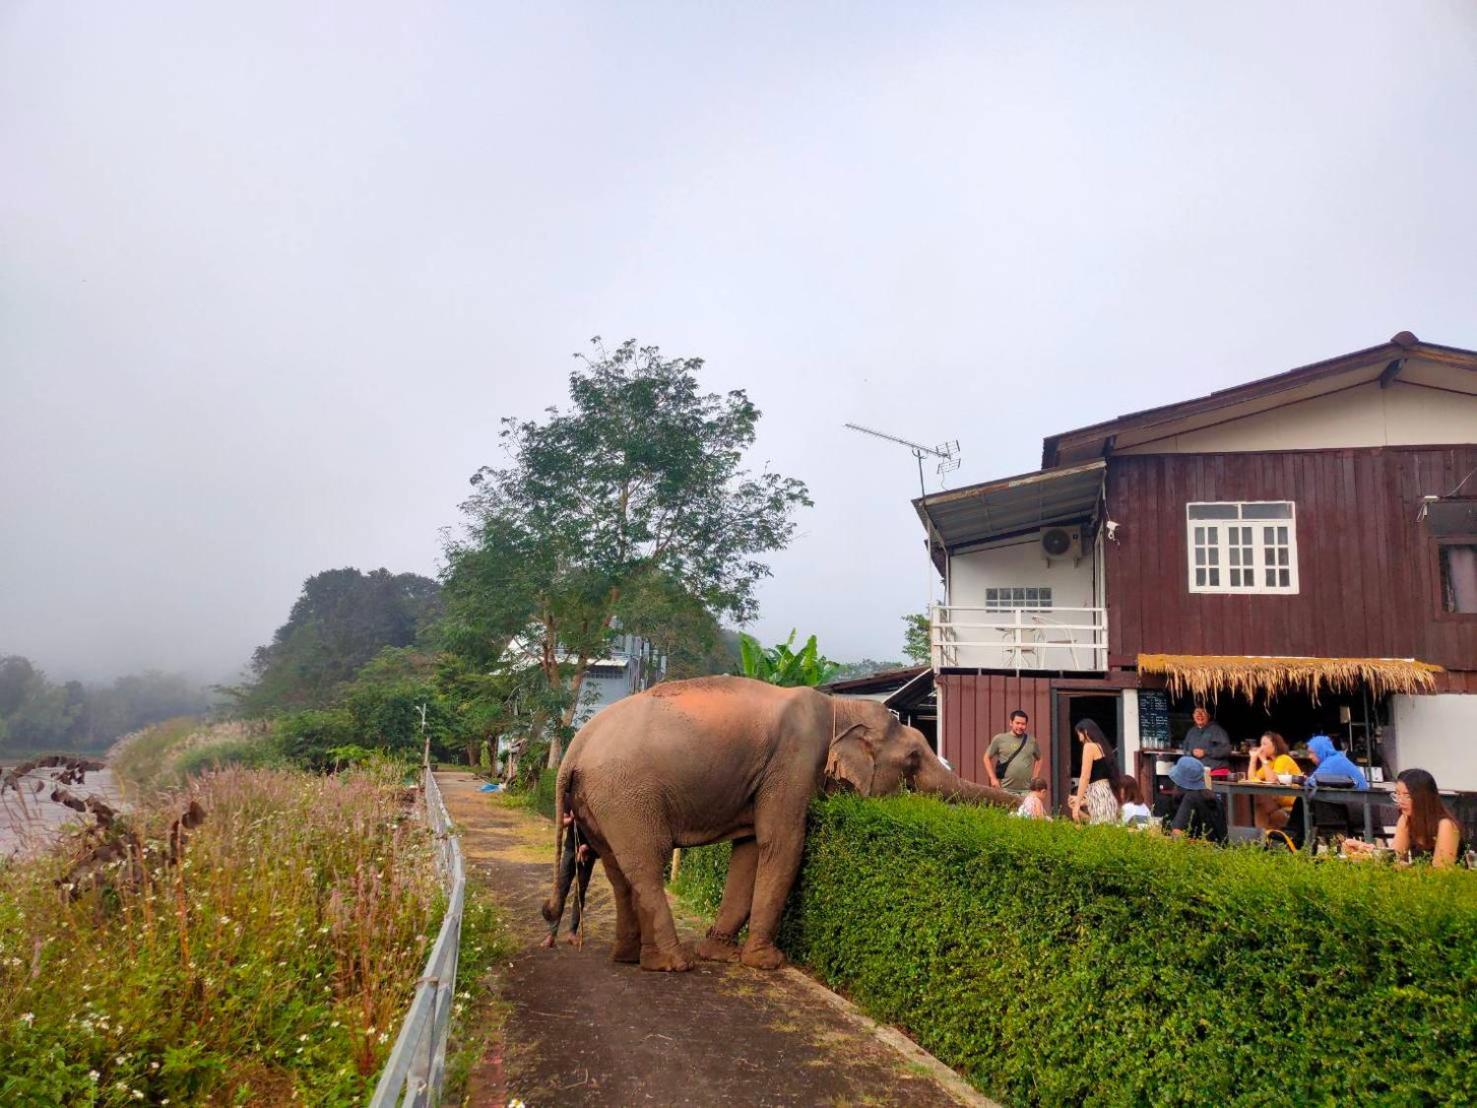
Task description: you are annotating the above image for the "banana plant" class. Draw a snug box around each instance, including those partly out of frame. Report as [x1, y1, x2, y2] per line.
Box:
[737, 630, 841, 687]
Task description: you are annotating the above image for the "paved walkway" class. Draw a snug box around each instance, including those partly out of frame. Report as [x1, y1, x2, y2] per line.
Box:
[439, 772, 979, 1108]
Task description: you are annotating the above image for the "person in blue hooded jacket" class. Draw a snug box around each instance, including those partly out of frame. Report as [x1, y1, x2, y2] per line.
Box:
[1304, 734, 1368, 789]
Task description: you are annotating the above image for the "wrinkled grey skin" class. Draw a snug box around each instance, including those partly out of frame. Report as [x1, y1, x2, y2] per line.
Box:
[542, 675, 1016, 972]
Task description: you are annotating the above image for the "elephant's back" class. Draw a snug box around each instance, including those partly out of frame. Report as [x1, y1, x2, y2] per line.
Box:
[566, 676, 818, 768]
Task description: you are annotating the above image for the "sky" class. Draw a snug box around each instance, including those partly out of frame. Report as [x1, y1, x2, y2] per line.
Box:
[3, 2, 1476, 684]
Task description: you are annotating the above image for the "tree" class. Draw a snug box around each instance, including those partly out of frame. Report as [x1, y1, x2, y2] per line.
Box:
[902, 611, 932, 666]
[737, 631, 841, 687]
[442, 338, 811, 766]
[238, 568, 441, 713]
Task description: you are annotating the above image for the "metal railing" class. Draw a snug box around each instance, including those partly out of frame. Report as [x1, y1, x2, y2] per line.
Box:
[931, 604, 1108, 672]
[369, 765, 465, 1108]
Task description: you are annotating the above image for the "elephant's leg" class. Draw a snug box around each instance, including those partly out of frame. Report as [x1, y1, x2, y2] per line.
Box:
[697, 837, 757, 963]
[601, 857, 641, 964]
[622, 848, 692, 973]
[741, 794, 808, 970]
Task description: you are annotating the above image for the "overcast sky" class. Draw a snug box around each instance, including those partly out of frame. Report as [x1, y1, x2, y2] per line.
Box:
[3, 2, 1476, 683]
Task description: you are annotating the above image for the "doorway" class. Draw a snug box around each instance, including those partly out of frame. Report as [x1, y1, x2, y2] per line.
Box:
[1053, 692, 1121, 811]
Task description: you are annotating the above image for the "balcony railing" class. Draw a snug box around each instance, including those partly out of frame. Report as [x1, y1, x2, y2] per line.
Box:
[931, 604, 1108, 673]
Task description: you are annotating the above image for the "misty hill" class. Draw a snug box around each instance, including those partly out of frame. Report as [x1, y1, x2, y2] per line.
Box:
[235, 567, 441, 714]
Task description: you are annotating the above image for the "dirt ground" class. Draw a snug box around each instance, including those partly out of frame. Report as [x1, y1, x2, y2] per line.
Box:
[439, 772, 976, 1108]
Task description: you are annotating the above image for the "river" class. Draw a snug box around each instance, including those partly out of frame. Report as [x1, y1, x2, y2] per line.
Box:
[1, 760, 125, 860]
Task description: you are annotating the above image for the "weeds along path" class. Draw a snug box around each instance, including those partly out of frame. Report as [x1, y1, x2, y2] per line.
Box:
[438, 772, 976, 1108]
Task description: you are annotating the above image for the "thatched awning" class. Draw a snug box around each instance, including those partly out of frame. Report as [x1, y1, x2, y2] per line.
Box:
[1137, 654, 1443, 704]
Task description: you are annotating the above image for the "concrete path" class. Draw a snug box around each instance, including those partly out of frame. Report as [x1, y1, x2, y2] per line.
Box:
[439, 772, 984, 1108]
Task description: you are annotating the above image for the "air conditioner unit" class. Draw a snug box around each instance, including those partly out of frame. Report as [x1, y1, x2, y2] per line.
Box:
[1041, 525, 1084, 562]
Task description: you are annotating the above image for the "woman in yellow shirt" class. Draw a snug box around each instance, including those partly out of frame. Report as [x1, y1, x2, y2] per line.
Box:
[1247, 730, 1300, 831]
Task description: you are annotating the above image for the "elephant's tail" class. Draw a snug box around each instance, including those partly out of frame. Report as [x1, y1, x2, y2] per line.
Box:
[540, 764, 574, 924]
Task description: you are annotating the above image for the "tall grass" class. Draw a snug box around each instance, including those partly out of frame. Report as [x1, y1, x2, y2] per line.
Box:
[0, 764, 454, 1104]
[111, 719, 280, 793]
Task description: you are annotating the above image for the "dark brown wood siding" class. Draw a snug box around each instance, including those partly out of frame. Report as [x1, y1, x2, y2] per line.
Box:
[938, 673, 1054, 788]
[1104, 447, 1477, 671]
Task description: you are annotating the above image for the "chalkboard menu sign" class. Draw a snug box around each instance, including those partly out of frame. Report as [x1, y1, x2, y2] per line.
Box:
[1139, 690, 1172, 748]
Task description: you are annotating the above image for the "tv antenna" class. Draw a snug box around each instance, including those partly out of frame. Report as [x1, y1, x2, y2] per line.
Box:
[843, 423, 961, 497]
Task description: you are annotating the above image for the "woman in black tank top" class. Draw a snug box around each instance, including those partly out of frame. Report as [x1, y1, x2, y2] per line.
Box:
[1071, 719, 1118, 825]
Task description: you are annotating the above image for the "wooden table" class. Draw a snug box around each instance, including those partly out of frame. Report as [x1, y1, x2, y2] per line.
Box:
[1211, 780, 1391, 852]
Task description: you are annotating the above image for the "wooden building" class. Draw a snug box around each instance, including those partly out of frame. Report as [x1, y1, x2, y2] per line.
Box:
[917, 332, 1477, 803]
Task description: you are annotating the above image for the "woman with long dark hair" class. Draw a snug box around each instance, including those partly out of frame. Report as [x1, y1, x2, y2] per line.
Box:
[1346, 768, 1463, 867]
[1069, 719, 1118, 824]
[1247, 730, 1300, 831]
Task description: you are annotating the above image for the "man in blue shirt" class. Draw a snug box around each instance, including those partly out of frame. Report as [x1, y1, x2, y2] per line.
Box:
[1305, 734, 1368, 789]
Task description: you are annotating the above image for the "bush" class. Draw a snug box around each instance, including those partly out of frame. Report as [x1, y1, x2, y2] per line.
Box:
[674, 796, 1477, 1105]
[273, 708, 358, 771]
[531, 769, 558, 821]
[173, 737, 281, 779]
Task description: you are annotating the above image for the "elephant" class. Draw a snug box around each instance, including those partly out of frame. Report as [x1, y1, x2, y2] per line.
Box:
[541, 675, 1017, 972]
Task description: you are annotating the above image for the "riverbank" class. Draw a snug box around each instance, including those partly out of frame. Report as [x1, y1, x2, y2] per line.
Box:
[0, 763, 494, 1104]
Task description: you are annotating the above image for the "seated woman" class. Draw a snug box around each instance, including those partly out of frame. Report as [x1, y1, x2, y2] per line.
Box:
[1118, 777, 1152, 827]
[1014, 777, 1050, 820]
[1247, 730, 1300, 831]
[1344, 768, 1464, 868]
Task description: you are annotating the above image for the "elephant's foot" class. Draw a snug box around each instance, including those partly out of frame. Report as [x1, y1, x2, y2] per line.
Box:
[739, 941, 786, 970]
[610, 938, 641, 964]
[696, 933, 742, 962]
[639, 944, 693, 973]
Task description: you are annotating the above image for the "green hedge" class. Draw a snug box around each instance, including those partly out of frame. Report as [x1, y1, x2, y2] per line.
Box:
[672, 796, 1477, 1106]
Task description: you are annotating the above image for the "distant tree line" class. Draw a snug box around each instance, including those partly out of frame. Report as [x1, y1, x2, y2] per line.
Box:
[0, 655, 217, 755]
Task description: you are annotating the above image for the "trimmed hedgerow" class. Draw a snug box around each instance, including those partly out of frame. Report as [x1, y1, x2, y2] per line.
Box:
[673, 795, 1477, 1106]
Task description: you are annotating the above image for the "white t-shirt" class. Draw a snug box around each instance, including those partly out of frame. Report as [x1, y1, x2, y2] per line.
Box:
[1121, 802, 1152, 825]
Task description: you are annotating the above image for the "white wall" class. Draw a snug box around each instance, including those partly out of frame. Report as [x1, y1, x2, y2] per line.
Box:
[942, 532, 1101, 669]
[1117, 372, 1477, 456]
[948, 532, 1095, 607]
[1121, 688, 1140, 768]
[1390, 694, 1477, 791]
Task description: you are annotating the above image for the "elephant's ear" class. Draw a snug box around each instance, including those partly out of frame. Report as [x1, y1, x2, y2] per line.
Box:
[825, 723, 875, 797]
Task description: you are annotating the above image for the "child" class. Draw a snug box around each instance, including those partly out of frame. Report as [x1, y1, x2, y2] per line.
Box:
[1119, 776, 1152, 827]
[1014, 777, 1050, 820]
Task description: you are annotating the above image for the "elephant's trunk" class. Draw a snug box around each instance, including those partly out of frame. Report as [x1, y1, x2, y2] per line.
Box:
[912, 752, 1019, 810]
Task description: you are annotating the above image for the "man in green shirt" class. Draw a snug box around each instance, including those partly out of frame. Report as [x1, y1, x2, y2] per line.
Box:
[985, 709, 1041, 794]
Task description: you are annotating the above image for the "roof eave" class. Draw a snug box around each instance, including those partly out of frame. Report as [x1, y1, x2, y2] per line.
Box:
[1040, 334, 1477, 469]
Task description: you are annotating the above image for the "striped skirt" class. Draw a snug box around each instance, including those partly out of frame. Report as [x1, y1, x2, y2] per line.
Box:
[1082, 778, 1119, 824]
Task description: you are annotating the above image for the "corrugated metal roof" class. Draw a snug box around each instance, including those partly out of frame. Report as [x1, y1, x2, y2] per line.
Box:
[914, 460, 1104, 550]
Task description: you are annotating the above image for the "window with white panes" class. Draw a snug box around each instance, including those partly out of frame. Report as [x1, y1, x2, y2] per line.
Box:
[1186, 502, 1298, 594]
[983, 586, 1053, 611]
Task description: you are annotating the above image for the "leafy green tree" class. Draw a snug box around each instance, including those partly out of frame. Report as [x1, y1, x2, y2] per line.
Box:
[271, 708, 358, 771]
[442, 338, 811, 766]
[737, 631, 841, 687]
[902, 611, 932, 665]
[0, 656, 79, 753]
[238, 568, 441, 713]
[0, 655, 40, 718]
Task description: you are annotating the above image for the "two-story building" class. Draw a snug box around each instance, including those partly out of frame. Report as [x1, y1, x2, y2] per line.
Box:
[914, 331, 1477, 804]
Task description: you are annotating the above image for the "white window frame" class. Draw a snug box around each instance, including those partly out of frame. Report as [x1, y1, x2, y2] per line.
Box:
[983, 586, 1053, 611]
[1185, 502, 1299, 595]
